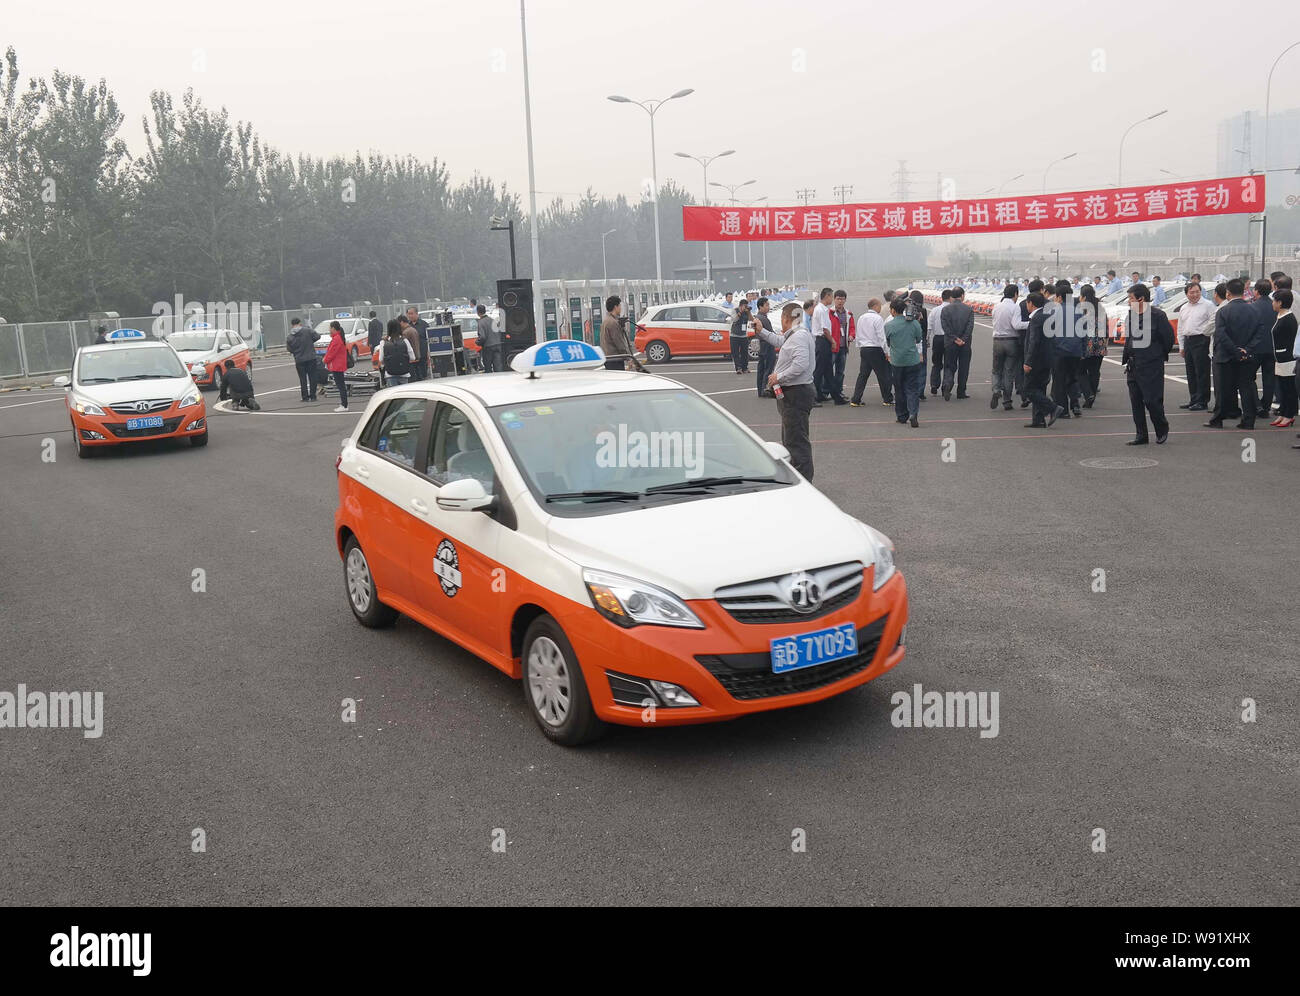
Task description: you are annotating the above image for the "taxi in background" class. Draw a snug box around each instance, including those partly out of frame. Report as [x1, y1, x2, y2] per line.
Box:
[634, 300, 758, 364]
[333, 339, 907, 745]
[165, 325, 253, 392]
[314, 314, 373, 364]
[55, 329, 208, 457]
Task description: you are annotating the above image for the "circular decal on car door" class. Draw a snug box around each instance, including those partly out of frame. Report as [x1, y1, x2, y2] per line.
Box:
[709, 330, 723, 342]
[433, 539, 462, 597]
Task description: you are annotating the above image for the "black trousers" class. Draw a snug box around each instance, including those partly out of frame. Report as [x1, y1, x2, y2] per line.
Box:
[929, 336, 945, 391]
[1256, 353, 1275, 413]
[813, 337, 833, 398]
[331, 371, 349, 408]
[1025, 365, 1054, 424]
[1052, 355, 1082, 410]
[1127, 367, 1168, 441]
[1225, 357, 1260, 425]
[852, 346, 893, 403]
[295, 359, 317, 400]
[730, 336, 749, 372]
[830, 348, 847, 400]
[1276, 374, 1298, 418]
[756, 346, 776, 397]
[230, 390, 259, 410]
[942, 341, 971, 394]
[482, 343, 504, 373]
[776, 382, 815, 480]
[1079, 355, 1103, 399]
[1182, 336, 1211, 406]
[1211, 359, 1242, 420]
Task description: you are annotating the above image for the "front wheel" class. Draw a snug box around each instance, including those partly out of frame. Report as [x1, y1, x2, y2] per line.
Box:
[211, 367, 224, 393]
[748, 338, 760, 360]
[522, 616, 605, 746]
[189, 430, 208, 448]
[343, 537, 398, 628]
[644, 340, 670, 364]
[72, 425, 93, 459]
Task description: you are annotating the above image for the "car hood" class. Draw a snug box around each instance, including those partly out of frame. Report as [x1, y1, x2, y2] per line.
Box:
[74, 376, 195, 405]
[172, 348, 218, 364]
[544, 483, 877, 600]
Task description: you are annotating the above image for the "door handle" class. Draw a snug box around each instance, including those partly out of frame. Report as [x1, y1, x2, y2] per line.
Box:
[409, 497, 428, 514]
[355, 467, 370, 479]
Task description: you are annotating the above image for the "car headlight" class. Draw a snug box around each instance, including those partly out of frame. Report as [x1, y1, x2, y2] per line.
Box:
[858, 522, 896, 589]
[190, 363, 207, 376]
[70, 395, 105, 417]
[178, 391, 200, 409]
[583, 569, 704, 629]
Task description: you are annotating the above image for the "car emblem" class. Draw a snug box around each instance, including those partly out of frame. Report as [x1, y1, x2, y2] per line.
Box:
[134, 401, 151, 413]
[787, 572, 822, 613]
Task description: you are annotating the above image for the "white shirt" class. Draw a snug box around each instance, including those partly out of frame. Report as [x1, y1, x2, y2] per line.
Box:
[991, 297, 1028, 338]
[856, 309, 887, 348]
[928, 301, 947, 338]
[812, 302, 833, 342]
[1178, 297, 1215, 339]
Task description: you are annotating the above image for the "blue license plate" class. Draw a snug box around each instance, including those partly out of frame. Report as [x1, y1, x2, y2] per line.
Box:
[770, 622, 858, 674]
[126, 416, 165, 430]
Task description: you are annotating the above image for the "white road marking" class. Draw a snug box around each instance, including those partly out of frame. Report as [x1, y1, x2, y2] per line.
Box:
[973, 318, 1189, 385]
[0, 397, 62, 410]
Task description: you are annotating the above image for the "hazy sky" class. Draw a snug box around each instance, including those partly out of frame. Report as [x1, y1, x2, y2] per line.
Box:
[7, 0, 1298, 222]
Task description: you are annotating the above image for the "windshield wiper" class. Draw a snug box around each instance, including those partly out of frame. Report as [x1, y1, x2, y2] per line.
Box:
[78, 377, 115, 383]
[117, 373, 173, 380]
[544, 489, 643, 504]
[643, 475, 782, 494]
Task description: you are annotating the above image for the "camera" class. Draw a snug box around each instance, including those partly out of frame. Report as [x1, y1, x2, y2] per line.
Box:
[903, 298, 922, 322]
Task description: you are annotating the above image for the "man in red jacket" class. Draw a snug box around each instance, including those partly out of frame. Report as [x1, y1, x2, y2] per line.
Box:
[828, 290, 854, 406]
[322, 321, 351, 412]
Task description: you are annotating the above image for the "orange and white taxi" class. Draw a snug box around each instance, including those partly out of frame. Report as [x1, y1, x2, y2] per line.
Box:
[55, 330, 208, 457]
[633, 301, 759, 364]
[333, 339, 907, 745]
[165, 326, 253, 392]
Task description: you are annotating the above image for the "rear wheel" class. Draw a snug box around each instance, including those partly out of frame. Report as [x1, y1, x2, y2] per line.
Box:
[522, 616, 605, 746]
[211, 367, 224, 393]
[645, 340, 670, 364]
[748, 338, 760, 360]
[343, 537, 398, 628]
[350, 347, 358, 364]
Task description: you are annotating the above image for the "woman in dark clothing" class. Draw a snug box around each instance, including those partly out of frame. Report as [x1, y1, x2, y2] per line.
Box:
[1270, 288, 1296, 427]
[1077, 282, 1107, 407]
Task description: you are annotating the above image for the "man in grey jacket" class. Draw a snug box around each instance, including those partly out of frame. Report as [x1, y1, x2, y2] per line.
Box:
[286, 318, 320, 401]
[476, 304, 502, 373]
[940, 287, 975, 399]
[762, 302, 816, 480]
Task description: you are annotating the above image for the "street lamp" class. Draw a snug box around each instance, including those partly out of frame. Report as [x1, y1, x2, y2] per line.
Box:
[1041, 152, 1077, 245]
[710, 178, 756, 263]
[1117, 109, 1168, 257]
[1158, 170, 1186, 258]
[601, 228, 617, 283]
[608, 88, 694, 295]
[490, 215, 517, 279]
[676, 149, 735, 286]
[1261, 41, 1300, 277]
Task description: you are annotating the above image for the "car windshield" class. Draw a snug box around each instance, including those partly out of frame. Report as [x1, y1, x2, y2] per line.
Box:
[166, 332, 217, 351]
[77, 345, 187, 383]
[489, 388, 791, 515]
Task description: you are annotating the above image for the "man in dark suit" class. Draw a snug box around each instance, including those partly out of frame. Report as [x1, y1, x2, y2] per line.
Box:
[939, 286, 974, 399]
[1121, 283, 1174, 445]
[1015, 278, 1044, 406]
[1206, 278, 1260, 429]
[1249, 278, 1276, 418]
[1021, 292, 1062, 427]
[367, 311, 383, 351]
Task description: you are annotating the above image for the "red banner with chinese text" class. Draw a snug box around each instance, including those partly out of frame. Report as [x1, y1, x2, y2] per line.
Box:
[681, 175, 1264, 241]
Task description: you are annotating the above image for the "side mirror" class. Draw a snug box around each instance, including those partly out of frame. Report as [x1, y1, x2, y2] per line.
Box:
[763, 440, 791, 462]
[53, 375, 70, 389]
[436, 477, 494, 512]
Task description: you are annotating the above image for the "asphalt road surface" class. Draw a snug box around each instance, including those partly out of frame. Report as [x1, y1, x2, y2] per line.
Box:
[1, 310, 1295, 906]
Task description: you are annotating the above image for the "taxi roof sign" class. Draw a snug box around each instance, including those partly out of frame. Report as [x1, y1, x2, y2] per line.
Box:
[335, 312, 352, 318]
[511, 338, 605, 375]
[106, 328, 146, 341]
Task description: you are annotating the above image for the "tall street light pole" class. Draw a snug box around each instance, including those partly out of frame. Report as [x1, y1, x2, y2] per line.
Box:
[1261, 41, 1300, 278]
[738, 195, 768, 280]
[984, 173, 1024, 262]
[1158, 169, 1185, 259]
[1041, 152, 1077, 245]
[519, 1, 543, 333]
[676, 149, 734, 287]
[709, 179, 756, 263]
[608, 89, 695, 297]
[795, 188, 816, 287]
[601, 228, 617, 283]
[1117, 109, 1168, 258]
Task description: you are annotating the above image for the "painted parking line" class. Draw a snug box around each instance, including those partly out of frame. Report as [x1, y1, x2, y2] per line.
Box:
[0, 396, 63, 411]
[811, 428, 1238, 444]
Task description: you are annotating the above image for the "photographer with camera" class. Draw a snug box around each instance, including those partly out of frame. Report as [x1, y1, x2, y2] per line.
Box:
[752, 297, 777, 398]
[730, 297, 752, 375]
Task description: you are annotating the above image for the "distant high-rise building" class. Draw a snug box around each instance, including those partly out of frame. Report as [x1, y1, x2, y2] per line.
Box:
[1216, 108, 1300, 208]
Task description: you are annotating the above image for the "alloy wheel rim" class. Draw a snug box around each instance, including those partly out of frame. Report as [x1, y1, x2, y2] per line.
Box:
[527, 636, 571, 727]
[346, 547, 372, 612]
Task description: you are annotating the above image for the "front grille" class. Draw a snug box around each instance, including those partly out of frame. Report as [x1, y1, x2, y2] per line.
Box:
[107, 399, 173, 415]
[715, 561, 864, 624]
[696, 615, 888, 701]
[104, 416, 184, 438]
